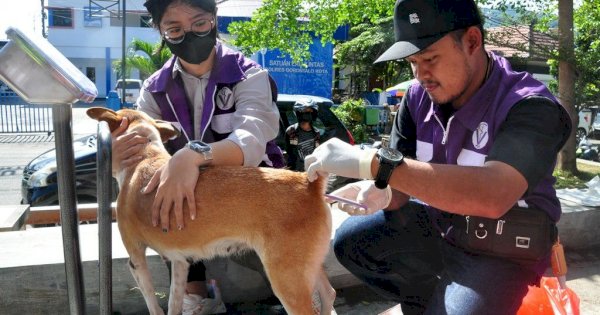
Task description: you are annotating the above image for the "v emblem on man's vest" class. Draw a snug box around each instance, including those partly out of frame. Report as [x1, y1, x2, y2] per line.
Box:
[472, 122, 489, 150]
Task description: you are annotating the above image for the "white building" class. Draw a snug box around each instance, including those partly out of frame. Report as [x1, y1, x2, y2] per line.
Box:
[46, 0, 160, 98]
[45, 0, 268, 98]
[43, 0, 343, 100]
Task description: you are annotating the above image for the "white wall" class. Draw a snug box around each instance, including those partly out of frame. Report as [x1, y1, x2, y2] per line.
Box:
[47, 0, 160, 97]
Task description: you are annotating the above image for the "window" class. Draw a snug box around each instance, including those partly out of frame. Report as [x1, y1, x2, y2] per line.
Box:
[48, 8, 74, 28]
[86, 67, 96, 83]
[83, 6, 102, 28]
[110, 12, 148, 28]
[140, 15, 152, 28]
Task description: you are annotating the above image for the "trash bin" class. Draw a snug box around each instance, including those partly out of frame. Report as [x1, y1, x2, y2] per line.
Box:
[365, 107, 380, 125]
[106, 90, 120, 111]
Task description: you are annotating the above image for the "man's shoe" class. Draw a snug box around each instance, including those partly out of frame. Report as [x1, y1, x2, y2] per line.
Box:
[182, 280, 227, 315]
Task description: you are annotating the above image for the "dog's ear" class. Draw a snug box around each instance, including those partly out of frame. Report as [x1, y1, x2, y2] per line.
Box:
[86, 107, 122, 132]
[155, 120, 180, 142]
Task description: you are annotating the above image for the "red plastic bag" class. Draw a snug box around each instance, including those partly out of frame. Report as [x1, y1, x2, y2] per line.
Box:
[517, 277, 580, 315]
[518, 240, 580, 315]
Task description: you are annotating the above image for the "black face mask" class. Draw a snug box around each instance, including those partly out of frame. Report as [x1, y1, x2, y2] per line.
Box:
[297, 112, 314, 123]
[165, 28, 217, 64]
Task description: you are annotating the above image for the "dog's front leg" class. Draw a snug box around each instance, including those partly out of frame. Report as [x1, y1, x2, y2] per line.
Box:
[127, 251, 165, 315]
[316, 268, 336, 315]
[167, 259, 190, 315]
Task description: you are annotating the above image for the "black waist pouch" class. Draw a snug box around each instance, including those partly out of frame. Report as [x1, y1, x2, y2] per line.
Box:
[451, 207, 558, 262]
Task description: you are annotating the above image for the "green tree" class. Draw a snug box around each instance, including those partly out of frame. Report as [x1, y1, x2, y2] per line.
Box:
[480, 0, 580, 171]
[228, 0, 395, 65]
[113, 38, 172, 80]
[332, 99, 369, 143]
[547, 0, 600, 110]
[334, 16, 412, 98]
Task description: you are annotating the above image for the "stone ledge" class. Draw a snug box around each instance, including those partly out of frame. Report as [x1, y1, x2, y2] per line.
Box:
[558, 199, 600, 249]
[0, 200, 595, 314]
[0, 210, 359, 314]
[0, 204, 29, 232]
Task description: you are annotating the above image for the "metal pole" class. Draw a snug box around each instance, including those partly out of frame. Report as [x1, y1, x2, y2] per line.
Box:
[40, 0, 46, 38]
[53, 104, 85, 315]
[97, 121, 113, 315]
[121, 0, 126, 107]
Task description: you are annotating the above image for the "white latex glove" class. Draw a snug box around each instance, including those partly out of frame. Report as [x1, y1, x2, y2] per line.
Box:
[327, 180, 392, 215]
[305, 138, 377, 182]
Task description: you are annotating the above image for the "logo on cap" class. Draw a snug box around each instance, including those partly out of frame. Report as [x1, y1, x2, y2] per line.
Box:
[409, 13, 420, 24]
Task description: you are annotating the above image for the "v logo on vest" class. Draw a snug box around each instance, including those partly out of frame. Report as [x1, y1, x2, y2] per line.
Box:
[472, 122, 489, 150]
[216, 87, 235, 110]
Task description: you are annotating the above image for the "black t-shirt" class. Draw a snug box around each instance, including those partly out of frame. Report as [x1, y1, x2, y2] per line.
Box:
[390, 95, 571, 192]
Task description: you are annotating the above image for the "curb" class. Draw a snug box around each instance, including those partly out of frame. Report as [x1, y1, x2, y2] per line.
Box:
[559, 199, 600, 249]
[577, 158, 600, 167]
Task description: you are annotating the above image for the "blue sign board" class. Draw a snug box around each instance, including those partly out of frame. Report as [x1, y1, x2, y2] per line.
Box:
[262, 39, 333, 99]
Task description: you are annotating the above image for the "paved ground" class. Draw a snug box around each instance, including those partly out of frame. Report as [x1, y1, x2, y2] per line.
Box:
[1, 104, 599, 314]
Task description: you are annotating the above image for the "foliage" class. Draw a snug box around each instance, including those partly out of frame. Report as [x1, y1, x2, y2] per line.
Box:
[334, 16, 412, 97]
[228, 0, 395, 65]
[547, 0, 600, 109]
[332, 99, 369, 143]
[553, 161, 599, 189]
[480, 0, 598, 110]
[113, 38, 172, 80]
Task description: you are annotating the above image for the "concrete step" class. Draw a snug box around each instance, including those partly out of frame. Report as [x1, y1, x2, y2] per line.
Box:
[557, 199, 600, 249]
[0, 199, 596, 314]
[0, 209, 359, 314]
[0, 204, 29, 232]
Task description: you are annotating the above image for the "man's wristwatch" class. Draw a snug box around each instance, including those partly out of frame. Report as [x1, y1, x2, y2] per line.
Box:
[185, 140, 213, 163]
[374, 147, 404, 189]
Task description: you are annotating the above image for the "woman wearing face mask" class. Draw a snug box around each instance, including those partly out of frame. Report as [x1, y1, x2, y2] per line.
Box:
[111, 0, 284, 313]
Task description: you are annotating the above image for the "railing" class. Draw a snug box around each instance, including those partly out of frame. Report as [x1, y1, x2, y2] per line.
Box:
[0, 91, 54, 134]
[97, 121, 113, 315]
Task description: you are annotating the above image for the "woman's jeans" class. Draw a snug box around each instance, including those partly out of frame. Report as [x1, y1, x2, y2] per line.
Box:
[333, 201, 544, 315]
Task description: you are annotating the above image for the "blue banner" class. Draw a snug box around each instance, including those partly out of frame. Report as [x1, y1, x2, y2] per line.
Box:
[262, 39, 333, 99]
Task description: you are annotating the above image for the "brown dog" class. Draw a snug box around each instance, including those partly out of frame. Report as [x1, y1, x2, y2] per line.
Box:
[87, 107, 336, 315]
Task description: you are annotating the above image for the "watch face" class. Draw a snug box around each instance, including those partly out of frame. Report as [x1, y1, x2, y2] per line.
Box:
[381, 148, 403, 162]
[189, 141, 209, 152]
[187, 141, 211, 153]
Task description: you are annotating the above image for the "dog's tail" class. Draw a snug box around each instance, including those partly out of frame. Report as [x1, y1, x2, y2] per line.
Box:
[308, 173, 328, 196]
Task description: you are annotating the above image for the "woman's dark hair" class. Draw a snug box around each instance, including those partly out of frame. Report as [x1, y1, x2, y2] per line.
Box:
[144, 0, 217, 28]
[144, 0, 218, 53]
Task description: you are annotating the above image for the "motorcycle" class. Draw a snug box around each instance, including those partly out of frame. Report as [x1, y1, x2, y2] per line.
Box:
[576, 135, 600, 162]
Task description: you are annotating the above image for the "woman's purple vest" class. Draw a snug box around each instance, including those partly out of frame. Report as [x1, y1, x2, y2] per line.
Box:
[144, 42, 284, 168]
[407, 52, 567, 221]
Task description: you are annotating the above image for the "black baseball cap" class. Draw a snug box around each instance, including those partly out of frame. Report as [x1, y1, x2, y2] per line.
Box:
[375, 0, 482, 63]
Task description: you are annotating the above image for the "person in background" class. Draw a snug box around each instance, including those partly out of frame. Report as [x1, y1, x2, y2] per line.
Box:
[285, 98, 321, 171]
[110, 0, 283, 314]
[304, 0, 571, 314]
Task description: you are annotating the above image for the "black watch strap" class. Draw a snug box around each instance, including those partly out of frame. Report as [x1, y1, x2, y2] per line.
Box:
[374, 147, 404, 189]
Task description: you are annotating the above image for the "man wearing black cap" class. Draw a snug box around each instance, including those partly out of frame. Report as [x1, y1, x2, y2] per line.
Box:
[285, 98, 321, 171]
[305, 0, 571, 314]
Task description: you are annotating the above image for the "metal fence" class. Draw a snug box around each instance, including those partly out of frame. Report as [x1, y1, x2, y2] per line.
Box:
[0, 91, 53, 134]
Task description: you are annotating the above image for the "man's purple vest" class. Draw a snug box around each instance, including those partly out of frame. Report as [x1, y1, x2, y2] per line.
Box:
[407, 52, 565, 221]
[144, 42, 284, 168]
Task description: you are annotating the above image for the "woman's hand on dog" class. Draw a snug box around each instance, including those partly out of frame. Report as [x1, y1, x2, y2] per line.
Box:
[143, 149, 199, 232]
[111, 117, 151, 175]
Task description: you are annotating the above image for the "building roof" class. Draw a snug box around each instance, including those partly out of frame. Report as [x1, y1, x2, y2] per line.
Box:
[485, 25, 558, 60]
